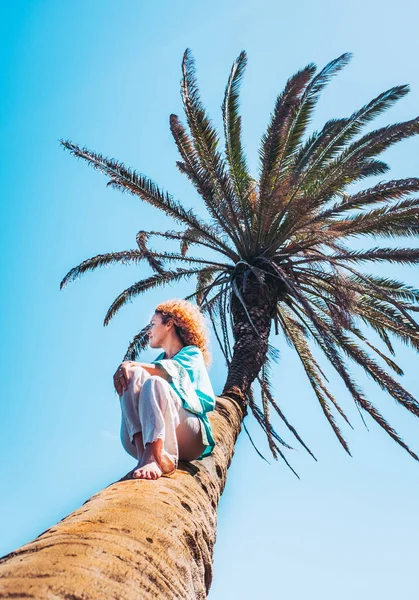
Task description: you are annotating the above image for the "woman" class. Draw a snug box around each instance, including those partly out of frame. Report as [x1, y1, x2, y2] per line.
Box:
[114, 299, 216, 480]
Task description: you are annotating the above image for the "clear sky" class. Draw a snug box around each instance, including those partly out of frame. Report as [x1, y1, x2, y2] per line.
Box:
[1, 1, 419, 598]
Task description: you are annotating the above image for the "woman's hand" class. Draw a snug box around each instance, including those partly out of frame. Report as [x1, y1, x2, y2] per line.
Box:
[113, 361, 138, 396]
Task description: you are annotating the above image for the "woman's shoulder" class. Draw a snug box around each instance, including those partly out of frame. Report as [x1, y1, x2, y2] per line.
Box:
[178, 345, 202, 356]
[154, 345, 201, 361]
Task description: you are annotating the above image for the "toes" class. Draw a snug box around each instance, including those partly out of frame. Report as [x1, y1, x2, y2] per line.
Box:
[132, 465, 162, 480]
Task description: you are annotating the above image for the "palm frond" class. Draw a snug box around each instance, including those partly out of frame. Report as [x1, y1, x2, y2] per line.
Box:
[316, 178, 419, 220]
[123, 324, 152, 361]
[258, 64, 316, 205]
[169, 113, 244, 247]
[181, 49, 247, 251]
[103, 267, 210, 326]
[330, 327, 419, 418]
[60, 250, 148, 290]
[133, 227, 230, 258]
[60, 139, 237, 258]
[260, 339, 318, 459]
[222, 50, 253, 241]
[296, 247, 419, 266]
[279, 306, 353, 453]
[62, 50, 419, 469]
[136, 231, 167, 274]
[247, 384, 300, 479]
[292, 85, 410, 188]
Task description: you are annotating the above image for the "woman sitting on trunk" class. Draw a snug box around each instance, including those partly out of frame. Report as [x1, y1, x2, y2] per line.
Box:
[114, 298, 216, 480]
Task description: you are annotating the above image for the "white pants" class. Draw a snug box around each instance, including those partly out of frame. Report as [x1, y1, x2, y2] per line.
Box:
[119, 365, 205, 468]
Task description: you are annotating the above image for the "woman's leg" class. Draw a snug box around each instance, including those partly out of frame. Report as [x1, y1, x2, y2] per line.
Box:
[120, 368, 206, 479]
[132, 376, 181, 479]
[119, 365, 151, 462]
[133, 376, 207, 479]
[119, 416, 137, 459]
[176, 407, 206, 462]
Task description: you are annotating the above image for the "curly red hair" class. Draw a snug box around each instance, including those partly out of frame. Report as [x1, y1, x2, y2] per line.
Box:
[154, 298, 212, 368]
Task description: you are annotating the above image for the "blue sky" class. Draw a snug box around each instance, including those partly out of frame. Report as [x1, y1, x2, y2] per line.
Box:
[1, 1, 419, 598]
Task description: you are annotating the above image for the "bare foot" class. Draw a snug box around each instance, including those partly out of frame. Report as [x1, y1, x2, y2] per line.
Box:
[132, 441, 176, 480]
[132, 458, 162, 480]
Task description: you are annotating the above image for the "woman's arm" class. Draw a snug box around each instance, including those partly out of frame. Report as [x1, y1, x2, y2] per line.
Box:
[136, 362, 172, 381]
[114, 361, 172, 396]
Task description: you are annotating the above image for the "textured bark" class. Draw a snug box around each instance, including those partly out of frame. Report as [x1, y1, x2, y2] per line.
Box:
[223, 268, 279, 398]
[0, 396, 243, 600]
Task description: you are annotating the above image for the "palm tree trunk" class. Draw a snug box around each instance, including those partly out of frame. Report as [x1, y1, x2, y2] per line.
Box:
[0, 396, 243, 600]
[0, 281, 277, 599]
[223, 269, 279, 399]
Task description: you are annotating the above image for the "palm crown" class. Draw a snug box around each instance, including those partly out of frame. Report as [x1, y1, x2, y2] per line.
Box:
[60, 49, 419, 476]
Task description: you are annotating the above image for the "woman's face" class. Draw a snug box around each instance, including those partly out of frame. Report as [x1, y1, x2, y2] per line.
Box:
[147, 313, 172, 349]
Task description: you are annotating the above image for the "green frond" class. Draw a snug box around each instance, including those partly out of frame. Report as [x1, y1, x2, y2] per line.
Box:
[283, 292, 371, 427]
[123, 324, 152, 361]
[275, 52, 352, 174]
[350, 275, 419, 304]
[241, 385, 272, 463]
[279, 306, 354, 452]
[330, 330, 419, 418]
[103, 267, 210, 326]
[354, 298, 419, 351]
[134, 227, 232, 259]
[136, 231, 167, 274]
[298, 281, 404, 374]
[258, 64, 316, 202]
[184, 272, 230, 306]
[181, 50, 247, 252]
[335, 314, 402, 374]
[198, 279, 234, 363]
[332, 262, 419, 330]
[267, 159, 391, 248]
[259, 364, 296, 460]
[60, 139, 235, 255]
[258, 53, 352, 240]
[356, 397, 419, 461]
[292, 85, 410, 187]
[222, 50, 253, 239]
[316, 178, 419, 220]
[328, 201, 419, 239]
[307, 318, 419, 459]
[60, 250, 149, 290]
[169, 113, 244, 247]
[328, 247, 419, 265]
[261, 338, 318, 459]
[295, 246, 419, 267]
[299, 118, 419, 205]
[247, 389, 300, 478]
[195, 268, 219, 307]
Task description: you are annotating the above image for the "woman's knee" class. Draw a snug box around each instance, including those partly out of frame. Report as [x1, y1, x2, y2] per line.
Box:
[140, 376, 177, 410]
[128, 364, 149, 378]
[142, 375, 168, 389]
[124, 365, 151, 390]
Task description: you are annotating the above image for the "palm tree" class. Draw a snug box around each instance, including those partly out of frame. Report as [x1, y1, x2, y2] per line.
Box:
[2, 49, 419, 598]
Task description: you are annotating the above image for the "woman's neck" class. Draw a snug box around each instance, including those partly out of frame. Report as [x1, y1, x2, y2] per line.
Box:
[162, 338, 184, 360]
